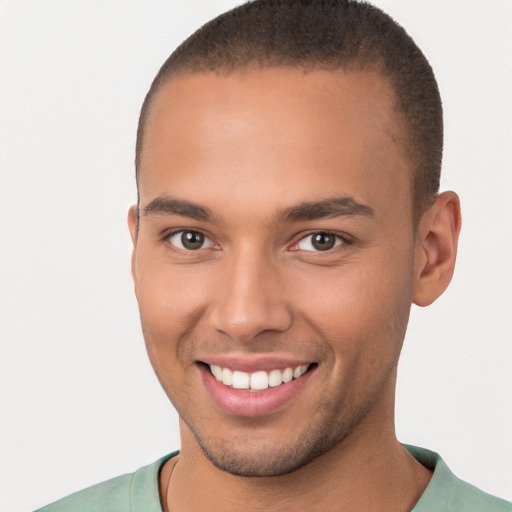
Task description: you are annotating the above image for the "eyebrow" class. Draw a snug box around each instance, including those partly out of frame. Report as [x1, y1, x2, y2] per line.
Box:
[272, 196, 375, 224]
[141, 195, 374, 224]
[142, 196, 216, 222]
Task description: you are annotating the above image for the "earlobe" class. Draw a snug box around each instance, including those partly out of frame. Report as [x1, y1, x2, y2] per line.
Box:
[413, 191, 462, 307]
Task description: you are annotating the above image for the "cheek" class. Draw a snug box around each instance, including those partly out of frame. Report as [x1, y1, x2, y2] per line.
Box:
[136, 255, 208, 324]
[134, 258, 213, 371]
[135, 265, 208, 408]
[291, 251, 414, 358]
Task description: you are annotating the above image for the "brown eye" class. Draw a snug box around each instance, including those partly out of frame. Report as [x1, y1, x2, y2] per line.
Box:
[297, 232, 343, 252]
[181, 231, 204, 250]
[312, 233, 336, 251]
[168, 230, 215, 251]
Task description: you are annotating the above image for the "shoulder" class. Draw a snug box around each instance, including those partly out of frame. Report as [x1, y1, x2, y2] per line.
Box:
[34, 473, 133, 512]
[33, 453, 177, 512]
[406, 445, 512, 512]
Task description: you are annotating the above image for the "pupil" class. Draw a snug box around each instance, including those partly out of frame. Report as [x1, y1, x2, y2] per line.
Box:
[182, 231, 204, 250]
[312, 233, 335, 251]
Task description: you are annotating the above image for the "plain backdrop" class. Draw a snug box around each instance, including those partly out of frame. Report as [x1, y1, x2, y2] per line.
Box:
[1, 1, 511, 511]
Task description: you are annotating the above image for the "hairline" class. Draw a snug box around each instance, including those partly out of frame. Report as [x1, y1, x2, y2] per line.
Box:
[136, 61, 428, 227]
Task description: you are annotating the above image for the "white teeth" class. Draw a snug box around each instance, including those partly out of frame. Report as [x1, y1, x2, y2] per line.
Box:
[250, 371, 269, 390]
[232, 370, 250, 389]
[282, 367, 293, 383]
[293, 364, 308, 379]
[209, 364, 310, 390]
[221, 367, 233, 386]
[268, 369, 282, 387]
[210, 364, 223, 381]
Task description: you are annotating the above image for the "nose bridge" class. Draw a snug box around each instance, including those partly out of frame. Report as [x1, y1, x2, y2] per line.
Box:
[209, 244, 292, 342]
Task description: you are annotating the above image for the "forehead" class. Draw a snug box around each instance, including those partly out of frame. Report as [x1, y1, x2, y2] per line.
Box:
[139, 67, 411, 217]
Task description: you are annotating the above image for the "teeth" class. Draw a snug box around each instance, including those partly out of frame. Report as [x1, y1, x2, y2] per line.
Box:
[268, 369, 282, 387]
[221, 367, 233, 386]
[232, 370, 250, 389]
[210, 364, 223, 381]
[209, 363, 311, 390]
[293, 365, 308, 379]
[250, 371, 269, 390]
[282, 367, 293, 383]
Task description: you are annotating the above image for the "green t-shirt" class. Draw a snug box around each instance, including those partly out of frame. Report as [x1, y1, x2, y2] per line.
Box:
[34, 446, 511, 511]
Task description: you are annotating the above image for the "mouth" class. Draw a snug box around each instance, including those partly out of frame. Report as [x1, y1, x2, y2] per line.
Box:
[198, 360, 317, 417]
[207, 363, 311, 391]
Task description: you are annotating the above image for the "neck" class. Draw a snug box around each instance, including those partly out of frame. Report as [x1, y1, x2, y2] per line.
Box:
[162, 374, 431, 512]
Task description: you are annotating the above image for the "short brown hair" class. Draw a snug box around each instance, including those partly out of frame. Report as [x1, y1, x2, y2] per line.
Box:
[136, 0, 442, 218]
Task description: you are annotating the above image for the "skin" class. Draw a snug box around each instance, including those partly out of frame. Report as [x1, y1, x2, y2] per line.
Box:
[129, 67, 461, 511]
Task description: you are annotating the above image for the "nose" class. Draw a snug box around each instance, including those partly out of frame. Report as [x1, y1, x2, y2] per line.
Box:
[208, 248, 293, 342]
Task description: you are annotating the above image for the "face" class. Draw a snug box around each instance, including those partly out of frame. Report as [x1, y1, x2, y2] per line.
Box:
[130, 67, 417, 477]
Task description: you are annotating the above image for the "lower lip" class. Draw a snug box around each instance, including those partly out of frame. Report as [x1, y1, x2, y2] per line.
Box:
[199, 365, 313, 417]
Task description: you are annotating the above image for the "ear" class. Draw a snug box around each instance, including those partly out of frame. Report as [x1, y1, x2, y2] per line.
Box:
[127, 205, 139, 283]
[413, 191, 462, 307]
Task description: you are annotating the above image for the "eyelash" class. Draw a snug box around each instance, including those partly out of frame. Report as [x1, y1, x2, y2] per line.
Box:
[162, 229, 350, 253]
[291, 231, 348, 252]
[163, 229, 217, 252]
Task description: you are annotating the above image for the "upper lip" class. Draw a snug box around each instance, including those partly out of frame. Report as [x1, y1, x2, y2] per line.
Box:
[197, 354, 314, 373]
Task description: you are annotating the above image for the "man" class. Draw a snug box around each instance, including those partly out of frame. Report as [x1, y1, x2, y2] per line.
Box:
[34, 0, 511, 511]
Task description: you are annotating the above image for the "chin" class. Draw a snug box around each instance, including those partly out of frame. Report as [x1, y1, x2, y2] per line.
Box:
[188, 417, 349, 478]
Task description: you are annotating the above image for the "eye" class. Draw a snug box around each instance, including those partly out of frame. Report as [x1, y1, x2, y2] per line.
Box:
[167, 230, 216, 251]
[296, 232, 344, 252]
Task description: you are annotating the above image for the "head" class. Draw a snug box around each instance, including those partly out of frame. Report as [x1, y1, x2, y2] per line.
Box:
[129, 0, 460, 478]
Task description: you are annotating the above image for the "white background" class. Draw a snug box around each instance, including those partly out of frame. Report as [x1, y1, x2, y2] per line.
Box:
[0, 1, 511, 510]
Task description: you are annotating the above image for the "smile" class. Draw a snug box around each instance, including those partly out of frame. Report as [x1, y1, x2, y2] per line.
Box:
[209, 364, 310, 391]
[200, 360, 316, 416]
